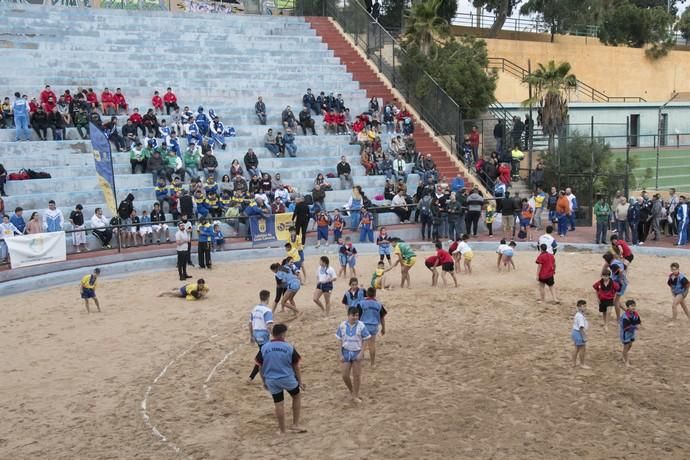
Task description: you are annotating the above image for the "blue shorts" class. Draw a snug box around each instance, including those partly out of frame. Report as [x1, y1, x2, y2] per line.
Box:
[571, 329, 586, 347]
[503, 249, 514, 257]
[620, 329, 636, 344]
[378, 245, 391, 256]
[81, 288, 96, 299]
[616, 281, 627, 297]
[341, 349, 361, 362]
[298, 249, 305, 262]
[265, 376, 299, 395]
[333, 229, 342, 240]
[287, 280, 301, 292]
[293, 260, 303, 270]
[253, 330, 270, 346]
[339, 254, 356, 267]
[317, 281, 333, 292]
[317, 226, 328, 240]
[365, 324, 379, 336]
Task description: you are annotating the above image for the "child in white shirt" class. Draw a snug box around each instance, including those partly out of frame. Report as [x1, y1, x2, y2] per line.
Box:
[571, 300, 590, 369]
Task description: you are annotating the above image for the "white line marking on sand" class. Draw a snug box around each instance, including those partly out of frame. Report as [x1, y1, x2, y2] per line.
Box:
[203, 345, 242, 400]
[140, 334, 219, 457]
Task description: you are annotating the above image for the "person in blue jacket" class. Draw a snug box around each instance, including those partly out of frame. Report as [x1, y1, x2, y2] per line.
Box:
[12, 92, 30, 141]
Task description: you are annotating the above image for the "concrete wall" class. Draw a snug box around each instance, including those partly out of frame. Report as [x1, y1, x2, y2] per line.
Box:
[479, 33, 690, 104]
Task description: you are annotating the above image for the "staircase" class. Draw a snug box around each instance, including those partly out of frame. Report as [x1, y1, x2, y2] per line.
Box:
[305, 16, 470, 185]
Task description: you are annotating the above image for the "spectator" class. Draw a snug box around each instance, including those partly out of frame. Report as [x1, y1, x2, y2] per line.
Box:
[103, 116, 126, 152]
[182, 141, 201, 179]
[113, 88, 128, 115]
[298, 106, 317, 135]
[31, 106, 49, 141]
[650, 193, 663, 241]
[565, 187, 577, 232]
[46, 106, 66, 140]
[164, 148, 186, 182]
[200, 151, 219, 181]
[275, 131, 285, 157]
[396, 106, 411, 133]
[312, 184, 326, 210]
[593, 194, 611, 244]
[500, 191, 518, 239]
[302, 88, 319, 116]
[292, 196, 310, 245]
[382, 102, 395, 133]
[69, 204, 88, 253]
[511, 116, 524, 150]
[271, 172, 284, 191]
[71, 107, 89, 140]
[264, 128, 279, 156]
[233, 175, 249, 194]
[44, 200, 64, 232]
[497, 162, 511, 186]
[378, 153, 394, 181]
[121, 119, 138, 147]
[392, 154, 407, 183]
[450, 173, 465, 193]
[255, 96, 267, 125]
[283, 129, 297, 157]
[391, 190, 411, 222]
[101, 87, 116, 115]
[627, 197, 641, 245]
[12, 92, 30, 142]
[86, 88, 99, 112]
[230, 159, 244, 179]
[0, 97, 11, 128]
[272, 197, 287, 214]
[0, 214, 22, 261]
[531, 160, 545, 189]
[345, 186, 364, 231]
[667, 188, 679, 236]
[274, 182, 290, 205]
[163, 87, 179, 115]
[128, 108, 147, 137]
[493, 119, 505, 155]
[323, 109, 337, 134]
[317, 91, 328, 113]
[0, 165, 5, 198]
[195, 107, 210, 136]
[468, 126, 480, 163]
[152, 91, 164, 114]
[242, 148, 259, 178]
[8, 207, 24, 233]
[555, 190, 571, 238]
[383, 179, 396, 200]
[29, 97, 40, 114]
[466, 186, 484, 237]
[129, 141, 148, 174]
[26, 212, 42, 234]
[314, 173, 332, 191]
[420, 153, 437, 184]
[142, 108, 159, 137]
[511, 145, 525, 178]
[336, 156, 353, 190]
[147, 148, 166, 185]
[210, 115, 227, 150]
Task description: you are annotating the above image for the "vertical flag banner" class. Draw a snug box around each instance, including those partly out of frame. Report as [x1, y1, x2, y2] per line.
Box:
[89, 122, 118, 215]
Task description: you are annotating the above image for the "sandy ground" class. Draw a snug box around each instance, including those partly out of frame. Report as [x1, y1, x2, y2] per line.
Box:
[2, 249, 690, 459]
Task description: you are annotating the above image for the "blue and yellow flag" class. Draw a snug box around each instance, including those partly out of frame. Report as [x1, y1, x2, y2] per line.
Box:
[249, 212, 294, 245]
[89, 122, 118, 215]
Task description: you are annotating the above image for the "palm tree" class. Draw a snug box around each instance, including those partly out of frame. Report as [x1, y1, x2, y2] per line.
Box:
[403, 0, 450, 58]
[522, 60, 577, 154]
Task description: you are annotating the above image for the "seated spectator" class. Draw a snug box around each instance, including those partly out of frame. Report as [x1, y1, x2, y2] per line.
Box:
[152, 91, 164, 114]
[383, 179, 396, 200]
[9, 207, 24, 233]
[113, 88, 128, 115]
[275, 131, 285, 157]
[164, 148, 186, 182]
[86, 88, 99, 111]
[382, 102, 395, 133]
[274, 183, 290, 205]
[392, 154, 407, 183]
[163, 87, 179, 115]
[210, 115, 227, 150]
[233, 175, 249, 194]
[249, 174, 262, 195]
[302, 88, 319, 116]
[334, 93, 346, 113]
[72, 107, 89, 140]
[143, 109, 159, 137]
[150, 202, 169, 243]
[201, 150, 219, 181]
[128, 108, 146, 137]
[200, 137, 213, 156]
[283, 129, 297, 157]
[158, 119, 172, 141]
[378, 152, 394, 181]
[180, 106, 194, 133]
[0, 97, 12, 129]
[90, 207, 113, 248]
[396, 106, 411, 133]
[271, 197, 287, 214]
[47, 106, 66, 140]
[450, 173, 465, 193]
[195, 107, 210, 136]
[282, 106, 297, 130]
[317, 91, 328, 113]
[312, 183, 326, 210]
[255, 96, 267, 125]
[243, 148, 260, 178]
[230, 159, 244, 179]
[351, 116, 365, 137]
[130, 141, 148, 174]
[183, 141, 202, 178]
[336, 156, 354, 190]
[391, 190, 411, 222]
[314, 173, 332, 191]
[186, 116, 202, 145]
[264, 128, 279, 156]
[40, 85, 56, 109]
[147, 148, 166, 185]
[260, 172, 273, 198]
[121, 119, 139, 147]
[31, 106, 49, 141]
[368, 96, 380, 123]
[403, 134, 417, 163]
[298, 106, 317, 135]
[101, 87, 116, 115]
[103, 116, 126, 152]
[402, 117, 414, 135]
[271, 172, 284, 191]
[360, 147, 377, 176]
[155, 176, 175, 210]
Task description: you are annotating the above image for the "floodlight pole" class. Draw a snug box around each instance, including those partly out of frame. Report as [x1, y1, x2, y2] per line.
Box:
[656, 91, 678, 190]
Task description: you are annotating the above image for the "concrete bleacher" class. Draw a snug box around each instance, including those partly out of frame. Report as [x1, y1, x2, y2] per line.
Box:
[0, 5, 407, 252]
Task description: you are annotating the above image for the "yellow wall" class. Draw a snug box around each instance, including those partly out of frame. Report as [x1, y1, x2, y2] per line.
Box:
[482, 34, 690, 104]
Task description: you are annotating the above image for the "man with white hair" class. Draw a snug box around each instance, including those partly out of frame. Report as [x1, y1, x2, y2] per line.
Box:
[565, 187, 577, 231]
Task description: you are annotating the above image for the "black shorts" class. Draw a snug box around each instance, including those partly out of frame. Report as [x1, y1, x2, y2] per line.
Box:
[271, 385, 300, 403]
[599, 299, 614, 313]
[539, 276, 555, 287]
[442, 262, 454, 272]
[317, 281, 333, 292]
[275, 286, 286, 303]
[624, 254, 634, 263]
[425, 261, 435, 269]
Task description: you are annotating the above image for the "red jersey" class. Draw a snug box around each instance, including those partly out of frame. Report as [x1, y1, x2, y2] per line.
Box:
[42, 100, 56, 113]
[536, 252, 556, 279]
[101, 91, 114, 103]
[593, 279, 619, 301]
[396, 110, 410, 121]
[615, 240, 632, 257]
[335, 113, 345, 124]
[59, 93, 73, 105]
[436, 249, 454, 265]
[352, 120, 365, 133]
[129, 113, 143, 124]
[40, 89, 56, 105]
[29, 100, 39, 113]
[469, 131, 480, 147]
[152, 95, 163, 108]
[86, 92, 98, 104]
[324, 113, 336, 124]
[425, 255, 438, 267]
[164, 91, 177, 104]
[113, 93, 126, 106]
[449, 241, 459, 254]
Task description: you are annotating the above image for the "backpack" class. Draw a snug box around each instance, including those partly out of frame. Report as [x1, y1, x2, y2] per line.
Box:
[9, 169, 29, 181]
[420, 197, 431, 217]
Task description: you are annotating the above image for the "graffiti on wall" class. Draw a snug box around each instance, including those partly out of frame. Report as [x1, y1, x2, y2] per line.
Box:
[176, 0, 244, 14]
[100, 0, 164, 9]
[1, 0, 91, 6]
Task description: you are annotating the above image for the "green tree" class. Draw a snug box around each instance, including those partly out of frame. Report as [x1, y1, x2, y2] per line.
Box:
[598, 3, 675, 58]
[379, 0, 407, 32]
[471, 0, 522, 37]
[399, 36, 497, 119]
[676, 8, 690, 42]
[522, 60, 576, 155]
[403, 0, 450, 58]
[519, 0, 603, 41]
[437, 0, 459, 22]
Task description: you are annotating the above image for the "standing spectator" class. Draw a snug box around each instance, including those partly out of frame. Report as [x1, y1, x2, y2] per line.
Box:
[676, 195, 688, 246]
[164, 87, 179, 115]
[493, 119, 505, 155]
[565, 187, 577, 231]
[450, 174, 465, 194]
[667, 188, 678, 236]
[175, 221, 191, 280]
[468, 126, 480, 163]
[0, 214, 22, 261]
[26, 212, 43, 234]
[524, 115, 534, 149]
[614, 196, 630, 242]
[555, 191, 571, 238]
[500, 191, 518, 239]
[44, 200, 64, 232]
[417, 191, 433, 240]
[466, 186, 484, 237]
[255, 96, 267, 125]
[593, 194, 611, 244]
[511, 116, 524, 150]
[627, 198, 641, 246]
[69, 204, 88, 253]
[90, 208, 112, 248]
[292, 196, 311, 246]
[197, 218, 213, 269]
[650, 193, 663, 241]
[638, 192, 652, 244]
[12, 92, 30, 142]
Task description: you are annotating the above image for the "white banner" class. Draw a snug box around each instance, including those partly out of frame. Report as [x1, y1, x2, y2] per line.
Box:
[5, 232, 67, 269]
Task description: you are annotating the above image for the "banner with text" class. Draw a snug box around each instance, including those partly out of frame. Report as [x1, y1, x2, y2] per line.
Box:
[249, 212, 293, 245]
[6, 232, 67, 269]
[89, 121, 118, 215]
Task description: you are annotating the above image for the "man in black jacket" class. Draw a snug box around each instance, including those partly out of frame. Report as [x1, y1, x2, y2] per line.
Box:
[499, 191, 519, 239]
[244, 148, 259, 178]
[200, 151, 218, 181]
[302, 89, 319, 116]
[104, 116, 126, 152]
[31, 106, 49, 141]
[337, 156, 353, 190]
[292, 196, 311, 246]
[298, 106, 317, 135]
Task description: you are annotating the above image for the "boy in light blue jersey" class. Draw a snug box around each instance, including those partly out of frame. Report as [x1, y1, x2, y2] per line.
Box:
[248, 290, 274, 382]
[341, 277, 365, 312]
[336, 307, 371, 403]
[357, 287, 387, 367]
[255, 324, 306, 434]
[270, 262, 301, 315]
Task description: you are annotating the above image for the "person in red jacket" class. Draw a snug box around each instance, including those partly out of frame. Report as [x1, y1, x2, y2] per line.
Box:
[29, 97, 40, 114]
[163, 87, 178, 115]
[128, 108, 146, 137]
[468, 125, 480, 163]
[101, 88, 115, 115]
[152, 91, 164, 115]
[86, 88, 99, 111]
[323, 110, 337, 134]
[335, 111, 347, 135]
[497, 162, 511, 186]
[40, 85, 56, 106]
[351, 116, 365, 134]
[593, 268, 620, 330]
[59, 90, 73, 106]
[42, 95, 56, 114]
[396, 106, 410, 133]
[113, 88, 128, 115]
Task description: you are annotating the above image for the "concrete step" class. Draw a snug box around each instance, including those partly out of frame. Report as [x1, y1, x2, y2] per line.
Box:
[5, 174, 152, 195]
